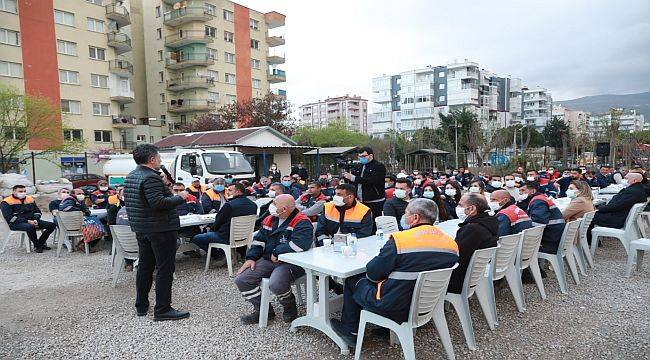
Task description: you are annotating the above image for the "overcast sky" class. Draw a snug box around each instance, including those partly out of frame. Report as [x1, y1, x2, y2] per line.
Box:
[239, 0, 650, 110]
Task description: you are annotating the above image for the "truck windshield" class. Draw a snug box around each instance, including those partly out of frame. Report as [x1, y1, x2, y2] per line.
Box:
[202, 153, 253, 175]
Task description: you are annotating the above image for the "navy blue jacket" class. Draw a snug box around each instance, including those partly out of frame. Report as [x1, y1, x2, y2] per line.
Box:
[176, 194, 203, 216]
[595, 173, 612, 189]
[59, 196, 91, 216]
[246, 209, 314, 260]
[315, 201, 373, 245]
[209, 195, 257, 243]
[526, 193, 565, 254]
[1, 195, 42, 225]
[200, 189, 226, 214]
[496, 203, 533, 236]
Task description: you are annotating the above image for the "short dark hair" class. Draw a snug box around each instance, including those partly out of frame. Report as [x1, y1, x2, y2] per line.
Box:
[465, 193, 489, 213]
[12, 185, 25, 191]
[308, 181, 321, 188]
[173, 182, 185, 188]
[523, 180, 540, 191]
[132, 144, 159, 165]
[229, 182, 246, 194]
[358, 146, 374, 155]
[571, 167, 581, 173]
[270, 182, 284, 193]
[395, 177, 413, 189]
[336, 183, 357, 197]
[385, 174, 396, 182]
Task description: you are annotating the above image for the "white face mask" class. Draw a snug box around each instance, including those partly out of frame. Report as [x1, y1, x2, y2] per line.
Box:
[491, 181, 503, 189]
[14, 192, 26, 199]
[99, 186, 108, 192]
[519, 193, 528, 201]
[566, 189, 577, 199]
[422, 191, 435, 199]
[621, 179, 629, 187]
[455, 206, 468, 221]
[469, 186, 480, 193]
[268, 203, 278, 217]
[76, 194, 85, 201]
[526, 176, 535, 182]
[267, 190, 276, 198]
[271, 166, 277, 170]
[489, 201, 501, 211]
[394, 189, 407, 199]
[514, 177, 522, 182]
[445, 188, 457, 197]
[505, 180, 515, 188]
[414, 179, 422, 186]
[332, 195, 346, 207]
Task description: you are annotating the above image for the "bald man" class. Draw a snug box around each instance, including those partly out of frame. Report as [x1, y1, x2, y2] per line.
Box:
[491, 190, 533, 236]
[234, 194, 314, 325]
[589, 172, 647, 243]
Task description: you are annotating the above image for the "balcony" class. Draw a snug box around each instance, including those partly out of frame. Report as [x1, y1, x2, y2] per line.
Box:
[267, 53, 285, 65]
[107, 32, 132, 55]
[268, 69, 286, 83]
[163, 7, 213, 27]
[167, 99, 217, 113]
[165, 30, 213, 48]
[166, 76, 215, 91]
[112, 115, 137, 129]
[266, 35, 285, 47]
[112, 141, 137, 151]
[110, 87, 135, 104]
[271, 89, 286, 98]
[108, 59, 133, 77]
[105, 3, 131, 27]
[165, 53, 214, 70]
[264, 11, 285, 29]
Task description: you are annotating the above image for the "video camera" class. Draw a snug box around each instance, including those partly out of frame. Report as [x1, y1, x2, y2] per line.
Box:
[336, 157, 356, 172]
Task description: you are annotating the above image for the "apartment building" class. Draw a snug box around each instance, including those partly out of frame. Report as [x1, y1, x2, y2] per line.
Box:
[369, 60, 548, 137]
[588, 109, 646, 136]
[523, 87, 552, 131]
[552, 105, 590, 134]
[141, 0, 286, 134]
[298, 95, 368, 133]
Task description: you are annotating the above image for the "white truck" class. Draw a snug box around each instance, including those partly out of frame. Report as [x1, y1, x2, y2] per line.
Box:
[102, 148, 255, 186]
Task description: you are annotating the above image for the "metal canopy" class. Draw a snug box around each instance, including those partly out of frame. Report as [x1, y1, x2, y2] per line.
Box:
[407, 148, 450, 156]
[303, 146, 358, 156]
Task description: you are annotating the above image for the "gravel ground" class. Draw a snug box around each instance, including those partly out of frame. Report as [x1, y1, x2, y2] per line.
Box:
[1, 232, 648, 360]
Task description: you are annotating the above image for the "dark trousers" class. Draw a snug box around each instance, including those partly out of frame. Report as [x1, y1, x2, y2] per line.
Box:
[234, 258, 304, 309]
[135, 231, 177, 315]
[9, 220, 56, 247]
[363, 200, 385, 232]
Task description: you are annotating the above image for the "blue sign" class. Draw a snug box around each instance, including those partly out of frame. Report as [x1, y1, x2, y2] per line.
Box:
[490, 154, 509, 165]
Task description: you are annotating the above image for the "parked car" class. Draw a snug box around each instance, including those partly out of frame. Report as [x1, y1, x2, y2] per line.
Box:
[64, 173, 106, 189]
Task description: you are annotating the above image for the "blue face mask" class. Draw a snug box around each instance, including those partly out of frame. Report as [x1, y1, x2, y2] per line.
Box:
[282, 181, 291, 187]
[400, 215, 409, 230]
[225, 178, 233, 184]
[214, 185, 225, 192]
[359, 157, 370, 165]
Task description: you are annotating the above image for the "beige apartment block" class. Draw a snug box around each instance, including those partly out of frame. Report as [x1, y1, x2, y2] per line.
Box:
[299, 95, 369, 133]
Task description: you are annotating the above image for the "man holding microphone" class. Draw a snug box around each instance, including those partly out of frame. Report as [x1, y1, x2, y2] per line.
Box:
[343, 146, 386, 224]
[124, 144, 190, 321]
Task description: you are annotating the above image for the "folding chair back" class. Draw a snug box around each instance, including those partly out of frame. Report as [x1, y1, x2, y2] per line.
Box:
[229, 215, 256, 248]
[408, 263, 458, 328]
[578, 211, 596, 243]
[518, 225, 545, 269]
[624, 203, 646, 241]
[463, 246, 498, 295]
[561, 219, 582, 253]
[109, 225, 139, 258]
[375, 216, 399, 236]
[637, 212, 650, 238]
[57, 211, 84, 234]
[493, 233, 521, 279]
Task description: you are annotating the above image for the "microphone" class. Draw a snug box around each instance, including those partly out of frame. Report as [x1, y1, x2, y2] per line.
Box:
[160, 164, 174, 184]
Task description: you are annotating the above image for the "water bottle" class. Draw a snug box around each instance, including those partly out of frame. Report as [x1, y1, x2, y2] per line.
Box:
[348, 233, 357, 255]
[376, 229, 384, 242]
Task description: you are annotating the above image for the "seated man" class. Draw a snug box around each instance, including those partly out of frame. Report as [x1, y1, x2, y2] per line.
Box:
[201, 178, 226, 214]
[49, 188, 71, 219]
[484, 175, 503, 193]
[281, 175, 301, 200]
[384, 175, 396, 199]
[503, 174, 520, 201]
[382, 177, 412, 229]
[520, 181, 565, 254]
[526, 170, 557, 197]
[186, 177, 206, 200]
[448, 194, 499, 294]
[91, 179, 115, 210]
[296, 181, 327, 222]
[1, 185, 56, 253]
[172, 183, 203, 239]
[315, 184, 374, 246]
[234, 194, 314, 325]
[330, 199, 459, 346]
[256, 182, 284, 230]
[589, 172, 647, 242]
[491, 190, 533, 237]
[191, 182, 257, 261]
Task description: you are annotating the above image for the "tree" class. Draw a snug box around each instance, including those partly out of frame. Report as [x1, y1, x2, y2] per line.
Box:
[543, 116, 570, 163]
[177, 113, 233, 133]
[0, 85, 85, 173]
[217, 93, 295, 136]
[292, 119, 372, 148]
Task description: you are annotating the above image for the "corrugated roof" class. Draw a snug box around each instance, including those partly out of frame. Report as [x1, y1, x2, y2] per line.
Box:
[303, 146, 358, 156]
[407, 148, 450, 156]
[154, 127, 295, 149]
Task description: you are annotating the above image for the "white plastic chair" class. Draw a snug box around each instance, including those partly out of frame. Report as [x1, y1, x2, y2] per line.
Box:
[205, 214, 256, 276]
[56, 211, 84, 257]
[0, 215, 33, 254]
[591, 202, 645, 257]
[516, 225, 547, 303]
[445, 247, 498, 351]
[487, 233, 525, 322]
[625, 212, 650, 277]
[537, 219, 582, 294]
[375, 215, 399, 236]
[355, 264, 459, 360]
[576, 210, 596, 271]
[258, 275, 306, 328]
[109, 225, 139, 287]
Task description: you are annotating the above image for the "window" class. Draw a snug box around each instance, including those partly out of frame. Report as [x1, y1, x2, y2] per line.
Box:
[54, 10, 75, 27]
[61, 100, 81, 114]
[158, 71, 164, 82]
[438, 72, 445, 78]
[208, 91, 219, 102]
[86, 18, 104, 32]
[88, 46, 105, 60]
[224, 52, 235, 64]
[0, 61, 21, 77]
[155, 6, 161, 18]
[224, 73, 235, 84]
[92, 102, 109, 116]
[249, 19, 259, 30]
[57, 40, 77, 56]
[90, 74, 108, 88]
[223, 9, 233, 21]
[94, 130, 111, 142]
[402, 97, 414, 104]
[0, 28, 19, 45]
[63, 129, 83, 141]
[136, 134, 146, 142]
[160, 93, 165, 103]
[251, 59, 261, 69]
[207, 48, 217, 60]
[250, 39, 259, 49]
[438, 96, 446, 102]
[204, 3, 216, 15]
[0, 0, 17, 13]
[156, 28, 162, 39]
[158, 50, 163, 61]
[86, 0, 103, 5]
[59, 70, 79, 84]
[205, 26, 216, 38]
[226, 94, 236, 104]
[252, 78, 261, 89]
[223, 31, 233, 43]
[207, 70, 218, 81]
[438, 83, 445, 90]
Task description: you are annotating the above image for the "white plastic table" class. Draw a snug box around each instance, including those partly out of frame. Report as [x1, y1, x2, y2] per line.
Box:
[553, 198, 606, 213]
[89, 208, 107, 216]
[179, 213, 216, 227]
[278, 222, 459, 354]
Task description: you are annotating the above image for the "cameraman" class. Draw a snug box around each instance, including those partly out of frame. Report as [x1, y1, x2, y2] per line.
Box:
[343, 146, 386, 223]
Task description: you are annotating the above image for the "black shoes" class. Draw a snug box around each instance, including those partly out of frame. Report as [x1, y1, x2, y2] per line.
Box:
[33, 247, 43, 253]
[282, 301, 298, 323]
[240, 307, 275, 325]
[330, 319, 357, 348]
[153, 308, 190, 322]
[42, 245, 52, 250]
[137, 307, 149, 316]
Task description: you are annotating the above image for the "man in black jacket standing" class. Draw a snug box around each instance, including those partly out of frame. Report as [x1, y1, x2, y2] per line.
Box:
[343, 146, 386, 224]
[124, 144, 190, 321]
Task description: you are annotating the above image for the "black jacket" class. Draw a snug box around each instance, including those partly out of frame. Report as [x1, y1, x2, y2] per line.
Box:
[382, 197, 408, 229]
[124, 165, 185, 234]
[291, 167, 309, 181]
[210, 195, 257, 242]
[593, 182, 647, 229]
[448, 212, 499, 294]
[351, 159, 386, 202]
[595, 173, 612, 189]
